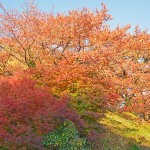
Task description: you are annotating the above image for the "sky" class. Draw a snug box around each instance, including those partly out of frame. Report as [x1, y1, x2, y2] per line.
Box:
[0, 0, 150, 32]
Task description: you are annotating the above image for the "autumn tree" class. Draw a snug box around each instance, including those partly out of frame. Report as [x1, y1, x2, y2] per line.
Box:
[0, 0, 149, 130]
[0, 76, 84, 149]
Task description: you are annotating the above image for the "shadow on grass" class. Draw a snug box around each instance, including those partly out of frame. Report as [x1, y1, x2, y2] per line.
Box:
[92, 111, 150, 150]
[91, 124, 150, 150]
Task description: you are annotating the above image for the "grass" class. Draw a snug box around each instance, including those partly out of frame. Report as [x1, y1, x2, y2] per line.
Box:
[97, 111, 150, 150]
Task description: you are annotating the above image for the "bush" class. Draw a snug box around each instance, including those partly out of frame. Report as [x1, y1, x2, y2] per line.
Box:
[0, 77, 84, 149]
[43, 120, 91, 150]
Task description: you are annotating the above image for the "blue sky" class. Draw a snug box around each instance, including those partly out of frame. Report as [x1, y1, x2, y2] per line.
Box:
[0, 0, 150, 32]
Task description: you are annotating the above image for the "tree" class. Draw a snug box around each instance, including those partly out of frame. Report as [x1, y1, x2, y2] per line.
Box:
[0, 76, 84, 149]
[0, 0, 149, 130]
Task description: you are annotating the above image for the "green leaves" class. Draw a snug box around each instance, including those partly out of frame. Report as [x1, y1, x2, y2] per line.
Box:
[43, 120, 91, 150]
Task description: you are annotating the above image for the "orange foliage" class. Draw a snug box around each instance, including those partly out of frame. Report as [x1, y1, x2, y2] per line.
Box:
[0, 1, 149, 117]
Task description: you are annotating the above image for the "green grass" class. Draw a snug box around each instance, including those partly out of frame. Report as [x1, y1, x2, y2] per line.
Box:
[97, 111, 150, 149]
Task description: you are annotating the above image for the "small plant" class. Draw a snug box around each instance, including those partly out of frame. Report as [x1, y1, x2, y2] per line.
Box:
[127, 141, 141, 150]
[43, 120, 91, 150]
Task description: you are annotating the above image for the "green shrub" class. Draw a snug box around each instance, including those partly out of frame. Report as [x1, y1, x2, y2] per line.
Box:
[43, 120, 91, 150]
[127, 141, 141, 150]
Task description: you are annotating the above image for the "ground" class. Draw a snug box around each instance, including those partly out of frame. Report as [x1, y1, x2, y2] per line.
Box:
[97, 111, 150, 150]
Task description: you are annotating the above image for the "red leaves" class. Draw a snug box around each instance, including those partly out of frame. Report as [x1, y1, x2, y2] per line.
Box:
[0, 2, 149, 148]
[0, 77, 83, 149]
